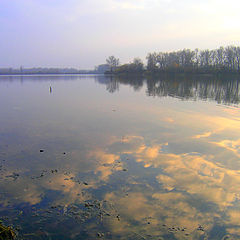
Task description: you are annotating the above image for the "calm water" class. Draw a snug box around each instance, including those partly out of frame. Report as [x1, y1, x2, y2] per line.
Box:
[0, 74, 240, 239]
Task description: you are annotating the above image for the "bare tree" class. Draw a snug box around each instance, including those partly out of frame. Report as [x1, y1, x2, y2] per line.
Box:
[216, 47, 225, 67]
[225, 46, 235, 70]
[132, 58, 144, 71]
[233, 46, 240, 72]
[106, 56, 119, 73]
[146, 53, 158, 71]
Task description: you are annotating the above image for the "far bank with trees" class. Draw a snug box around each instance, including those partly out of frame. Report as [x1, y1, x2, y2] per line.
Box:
[105, 45, 240, 75]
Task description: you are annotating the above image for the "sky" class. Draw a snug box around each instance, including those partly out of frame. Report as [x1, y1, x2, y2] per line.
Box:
[0, 0, 240, 69]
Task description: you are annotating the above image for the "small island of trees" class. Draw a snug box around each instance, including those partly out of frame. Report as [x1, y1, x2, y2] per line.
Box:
[106, 45, 240, 75]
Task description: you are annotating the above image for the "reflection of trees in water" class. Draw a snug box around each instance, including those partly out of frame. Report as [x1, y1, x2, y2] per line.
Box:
[106, 78, 119, 93]
[118, 76, 144, 92]
[95, 75, 119, 93]
[145, 76, 240, 105]
[96, 75, 144, 93]
[95, 75, 240, 105]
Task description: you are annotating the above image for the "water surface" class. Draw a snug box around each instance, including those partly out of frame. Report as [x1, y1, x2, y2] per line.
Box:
[0, 74, 240, 239]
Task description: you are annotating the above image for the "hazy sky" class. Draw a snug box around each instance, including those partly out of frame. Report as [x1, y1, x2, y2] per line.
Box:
[1, 0, 240, 69]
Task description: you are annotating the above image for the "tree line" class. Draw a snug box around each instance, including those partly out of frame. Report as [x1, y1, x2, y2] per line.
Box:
[106, 45, 240, 74]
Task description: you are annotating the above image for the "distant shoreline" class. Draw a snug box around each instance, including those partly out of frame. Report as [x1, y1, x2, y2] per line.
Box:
[0, 73, 103, 76]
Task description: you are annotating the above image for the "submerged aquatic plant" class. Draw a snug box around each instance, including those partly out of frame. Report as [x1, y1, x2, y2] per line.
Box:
[0, 223, 15, 240]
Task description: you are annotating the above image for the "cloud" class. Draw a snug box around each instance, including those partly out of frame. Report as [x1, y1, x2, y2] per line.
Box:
[212, 139, 240, 157]
[100, 134, 240, 237]
[192, 128, 223, 139]
[163, 117, 175, 123]
[1, 132, 240, 238]
[104, 135, 240, 211]
[192, 131, 213, 139]
[87, 149, 121, 181]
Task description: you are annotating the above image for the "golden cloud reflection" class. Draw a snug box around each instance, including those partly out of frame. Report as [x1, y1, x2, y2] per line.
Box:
[98, 134, 240, 237]
[87, 150, 121, 181]
[212, 138, 240, 157]
[222, 106, 240, 116]
[0, 146, 125, 209]
[163, 117, 175, 123]
[0, 178, 42, 206]
[0, 171, 91, 207]
[2, 131, 240, 238]
[133, 145, 240, 208]
[104, 191, 208, 239]
[192, 131, 213, 139]
[168, 105, 240, 143]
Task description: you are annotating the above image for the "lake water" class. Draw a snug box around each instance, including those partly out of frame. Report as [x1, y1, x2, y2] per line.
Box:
[0, 74, 240, 239]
